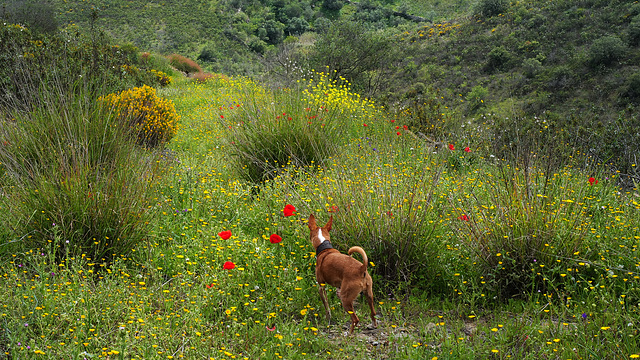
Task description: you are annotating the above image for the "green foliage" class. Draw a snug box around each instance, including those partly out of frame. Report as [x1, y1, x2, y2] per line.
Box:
[474, 0, 508, 18]
[466, 84, 488, 112]
[522, 57, 543, 78]
[308, 20, 397, 97]
[322, 0, 344, 11]
[0, 23, 171, 115]
[588, 35, 627, 68]
[627, 14, 640, 46]
[486, 45, 512, 72]
[622, 71, 640, 103]
[0, 0, 58, 34]
[0, 86, 159, 261]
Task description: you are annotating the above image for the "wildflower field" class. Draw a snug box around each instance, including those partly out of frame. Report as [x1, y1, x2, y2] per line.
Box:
[1, 72, 639, 360]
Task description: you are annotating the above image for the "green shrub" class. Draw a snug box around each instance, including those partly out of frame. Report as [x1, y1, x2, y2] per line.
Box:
[588, 36, 626, 68]
[486, 46, 512, 71]
[622, 72, 640, 103]
[466, 85, 488, 112]
[474, 0, 508, 18]
[322, 0, 344, 11]
[167, 54, 202, 75]
[627, 14, 640, 46]
[522, 58, 543, 78]
[0, 87, 159, 261]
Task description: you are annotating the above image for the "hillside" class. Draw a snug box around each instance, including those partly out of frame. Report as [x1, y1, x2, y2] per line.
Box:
[3, 0, 638, 183]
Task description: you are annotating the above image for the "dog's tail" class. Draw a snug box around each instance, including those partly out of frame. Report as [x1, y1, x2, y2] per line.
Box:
[348, 246, 368, 274]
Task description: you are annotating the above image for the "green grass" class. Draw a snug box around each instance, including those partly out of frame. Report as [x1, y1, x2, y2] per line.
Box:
[1, 73, 639, 359]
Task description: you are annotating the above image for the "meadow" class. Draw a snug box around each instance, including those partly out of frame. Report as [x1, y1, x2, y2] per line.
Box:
[1, 70, 639, 360]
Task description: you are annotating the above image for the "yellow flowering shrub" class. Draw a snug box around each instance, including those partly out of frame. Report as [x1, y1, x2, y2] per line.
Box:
[101, 85, 179, 147]
[149, 69, 171, 86]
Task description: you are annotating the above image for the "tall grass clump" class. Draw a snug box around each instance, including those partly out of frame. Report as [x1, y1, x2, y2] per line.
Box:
[100, 85, 180, 148]
[251, 110, 449, 294]
[449, 161, 611, 301]
[0, 84, 160, 261]
[327, 143, 447, 294]
[219, 73, 372, 183]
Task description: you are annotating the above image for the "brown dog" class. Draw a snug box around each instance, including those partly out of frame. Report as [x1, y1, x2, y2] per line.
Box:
[308, 214, 377, 334]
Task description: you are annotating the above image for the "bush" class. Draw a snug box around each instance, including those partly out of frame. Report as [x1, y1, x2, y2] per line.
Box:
[100, 85, 180, 148]
[486, 46, 512, 71]
[308, 20, 396, 97]
[627, 15, 640, 46]
[466, 85, 488, 112]
[0, 87, 159, 261]
[149, 69, 172, 86]
[522, 58, 543, 78]
[622, 71, 640, 103]
[588, 36, 626, 68]
[474, 0, 508, 18]
[167, 54, 202, 75]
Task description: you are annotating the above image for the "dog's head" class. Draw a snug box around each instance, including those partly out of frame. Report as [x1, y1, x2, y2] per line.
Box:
[307, 214, 332, 250]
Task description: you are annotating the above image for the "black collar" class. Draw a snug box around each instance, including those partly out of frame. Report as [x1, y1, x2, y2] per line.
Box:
[315, 241, 334, 257]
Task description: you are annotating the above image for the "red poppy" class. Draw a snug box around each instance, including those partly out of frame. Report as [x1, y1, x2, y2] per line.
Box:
[206, 283, 214, 288]
[386, 211, 393, 217]
[220, 115, 224, 119]
[269, 234, 282, 244]
[266, 325, 276, 331]
[396, 126, 400, 130]
[464, 147, 471, 153]
[329, 205, 339, 213]
[397, 132, 401, 135]
[588, 177, 598, 185]
[458, 214, 469, 221]
[448, 144, 455, 151]
[390, 119, 395, 123]
[403, 125, 408, 130]
[218, 230, 232, 240]
[223, 261, 235, 270]
[283, 204, 296, 217]
[363, 123, 368, 127]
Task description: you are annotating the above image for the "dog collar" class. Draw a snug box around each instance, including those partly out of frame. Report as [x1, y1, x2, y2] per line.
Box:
[315, 241, 334, 257]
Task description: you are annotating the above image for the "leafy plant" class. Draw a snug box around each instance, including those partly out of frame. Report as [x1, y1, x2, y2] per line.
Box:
[474, 0, 508, 18]
[588, 35, 627, 68]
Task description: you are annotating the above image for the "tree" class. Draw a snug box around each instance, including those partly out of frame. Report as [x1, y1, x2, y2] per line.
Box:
[308, 20, 397, 97]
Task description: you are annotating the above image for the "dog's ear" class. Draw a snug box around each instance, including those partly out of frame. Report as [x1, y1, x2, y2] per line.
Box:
[308, 214, 317, 230]
[325, 215, 333, 231]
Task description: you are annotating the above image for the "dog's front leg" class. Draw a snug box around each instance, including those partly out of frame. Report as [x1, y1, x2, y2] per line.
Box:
[318, 285, 332, 324]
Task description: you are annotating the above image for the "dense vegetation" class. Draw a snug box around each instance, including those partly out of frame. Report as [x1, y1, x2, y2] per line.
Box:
[0, 0, 639, 359]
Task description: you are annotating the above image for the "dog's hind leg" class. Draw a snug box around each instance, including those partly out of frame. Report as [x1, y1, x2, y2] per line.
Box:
[318, 285, 332, 324]
[365, 280, 377, 327]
